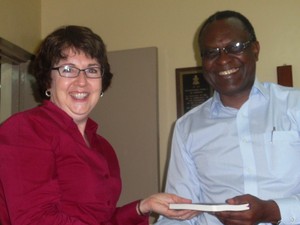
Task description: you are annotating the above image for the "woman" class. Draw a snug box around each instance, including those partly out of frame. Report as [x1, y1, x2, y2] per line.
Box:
[0, 26, 197, 225]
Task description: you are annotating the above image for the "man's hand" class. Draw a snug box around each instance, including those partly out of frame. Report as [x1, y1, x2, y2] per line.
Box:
[214, 194, 281, 225]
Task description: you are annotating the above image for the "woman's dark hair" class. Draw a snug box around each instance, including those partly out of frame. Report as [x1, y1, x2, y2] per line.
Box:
[198, 10, 257, 46]
[33, 25, 113, 99]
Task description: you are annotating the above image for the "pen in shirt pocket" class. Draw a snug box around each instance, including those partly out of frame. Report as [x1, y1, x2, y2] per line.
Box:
[271, 126, 276, 143]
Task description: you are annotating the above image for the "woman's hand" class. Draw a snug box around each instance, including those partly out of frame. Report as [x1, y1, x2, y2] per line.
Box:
[137, 193, 200, 220]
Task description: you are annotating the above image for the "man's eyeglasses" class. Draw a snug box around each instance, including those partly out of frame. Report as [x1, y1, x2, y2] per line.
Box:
[201, 40, 253, 60]
[52, 65, 104, 78]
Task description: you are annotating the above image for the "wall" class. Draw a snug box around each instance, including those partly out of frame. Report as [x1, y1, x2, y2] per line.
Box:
[40, 0, 300, 188]
[0, 0, 41, 53]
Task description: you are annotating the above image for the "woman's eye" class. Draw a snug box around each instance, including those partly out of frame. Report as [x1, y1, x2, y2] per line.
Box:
[62, 66, 73, 73]
[87, 68, 101, 74]
[87, 68, 96, 73]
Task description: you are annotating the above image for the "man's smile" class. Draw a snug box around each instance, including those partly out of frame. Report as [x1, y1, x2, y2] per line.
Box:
[219, 67, 239, 76]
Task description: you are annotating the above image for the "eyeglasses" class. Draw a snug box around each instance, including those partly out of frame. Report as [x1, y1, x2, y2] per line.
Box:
[52, 65, 103, 78]
[201, 40, 252, 60]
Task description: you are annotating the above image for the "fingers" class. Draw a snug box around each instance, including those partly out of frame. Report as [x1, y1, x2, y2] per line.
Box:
[140, 193, 199, 221]
[154, 193, 192, 204]
[171, 194, 193, 204]
[142, 193, 193, 213]
[165, 209, 201, 220]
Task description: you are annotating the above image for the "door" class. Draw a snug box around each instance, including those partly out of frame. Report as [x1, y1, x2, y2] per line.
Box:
[90, 47, 159, 208]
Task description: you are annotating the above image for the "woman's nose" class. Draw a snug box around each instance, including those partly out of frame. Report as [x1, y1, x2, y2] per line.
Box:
[75, 71, 88, 85]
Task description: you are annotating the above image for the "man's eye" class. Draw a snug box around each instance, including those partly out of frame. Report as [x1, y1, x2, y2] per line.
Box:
[203, 49, 219, 58]
[227, 43, 242, 53]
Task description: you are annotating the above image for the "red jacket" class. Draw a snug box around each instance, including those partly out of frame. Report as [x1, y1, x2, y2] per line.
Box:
[0, 101, 148, 225]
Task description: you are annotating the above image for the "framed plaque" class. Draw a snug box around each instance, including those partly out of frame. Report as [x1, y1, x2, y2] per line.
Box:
[176, 66, 213, 118]
[277, 65, 293, 87]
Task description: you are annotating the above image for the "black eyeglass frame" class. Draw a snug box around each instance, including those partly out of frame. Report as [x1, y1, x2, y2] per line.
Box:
[51, 65, 104, 79]
[201, 40, 253, 60]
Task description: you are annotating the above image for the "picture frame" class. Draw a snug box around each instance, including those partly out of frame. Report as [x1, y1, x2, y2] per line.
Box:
[176, 66, 213, 118]
[277, 65, 293, 87]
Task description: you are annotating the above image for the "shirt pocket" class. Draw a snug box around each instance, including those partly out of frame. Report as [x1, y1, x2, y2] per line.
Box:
[264, 130, 300, 178]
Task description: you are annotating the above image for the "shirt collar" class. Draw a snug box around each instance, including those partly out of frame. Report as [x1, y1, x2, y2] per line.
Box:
[210, 79, 269, 118]
[43, 100, 98, 134]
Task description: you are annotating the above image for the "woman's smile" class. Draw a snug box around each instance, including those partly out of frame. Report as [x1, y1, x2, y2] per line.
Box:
[70, 91, 89, 100]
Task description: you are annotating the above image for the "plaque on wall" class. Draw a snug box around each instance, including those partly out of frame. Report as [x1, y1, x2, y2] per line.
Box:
[176, 66, 213, 118]
[277, 65, 293, 87]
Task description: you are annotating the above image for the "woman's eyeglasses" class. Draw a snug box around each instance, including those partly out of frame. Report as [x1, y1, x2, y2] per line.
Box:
[52, 65, 104, 78]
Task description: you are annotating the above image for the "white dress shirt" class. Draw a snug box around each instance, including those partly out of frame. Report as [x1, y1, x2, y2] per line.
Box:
[156, 80, 300, 225]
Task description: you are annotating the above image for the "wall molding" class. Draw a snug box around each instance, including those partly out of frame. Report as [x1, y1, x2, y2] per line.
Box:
[0, 37, 33, 64]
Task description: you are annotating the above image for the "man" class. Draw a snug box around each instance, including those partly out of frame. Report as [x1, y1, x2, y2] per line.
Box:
[156, 10, 300, 225]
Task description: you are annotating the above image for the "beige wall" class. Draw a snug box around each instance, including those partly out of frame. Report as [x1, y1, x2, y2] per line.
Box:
[0, 0, 41, 53]
[1, 0, 300, 189]
[40, 0, 300, 187]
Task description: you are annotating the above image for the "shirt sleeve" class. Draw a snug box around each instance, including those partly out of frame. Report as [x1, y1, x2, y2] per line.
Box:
[0, 144, 88, 225]
[274, 197, 300, 225]
[0, 140, 95, 225]
[166, 122, 202, 201]
[155, 121, 200, 225]
[108, 201, 149, 225]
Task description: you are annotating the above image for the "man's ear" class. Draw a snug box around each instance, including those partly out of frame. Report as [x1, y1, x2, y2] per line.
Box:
[252, 41, 260, 61]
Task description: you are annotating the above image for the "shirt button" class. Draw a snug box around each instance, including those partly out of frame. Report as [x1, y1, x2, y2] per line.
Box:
[291, 217, 295, 223]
